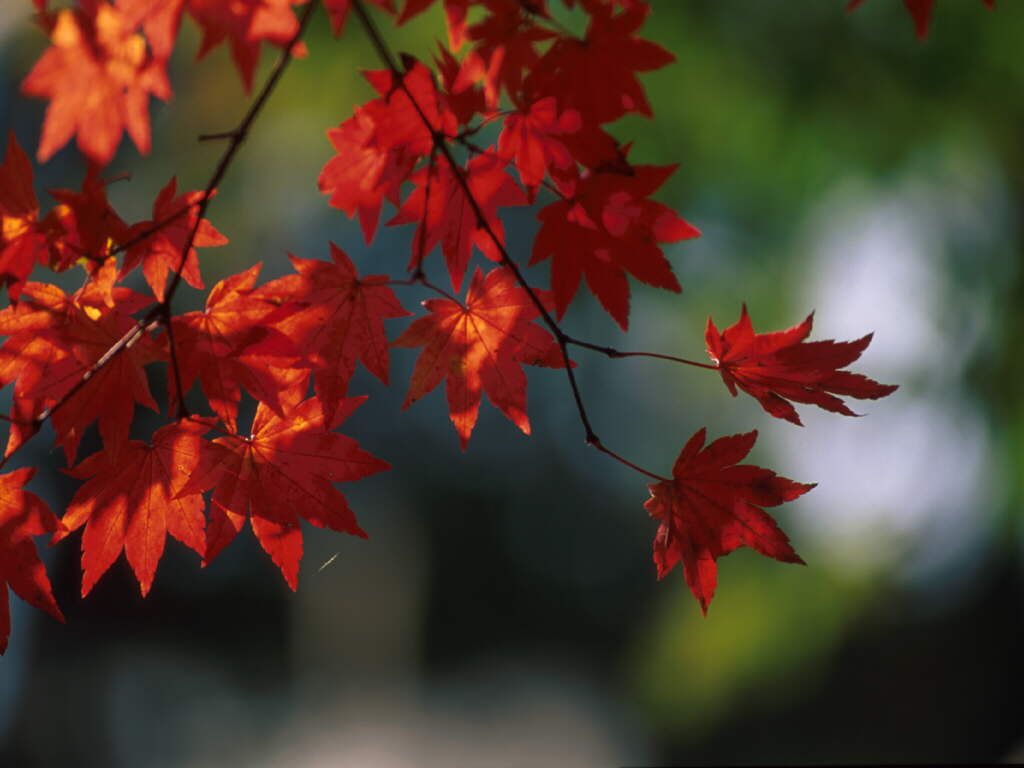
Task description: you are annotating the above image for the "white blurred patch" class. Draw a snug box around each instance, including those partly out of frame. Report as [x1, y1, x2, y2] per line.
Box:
[773, 169, 1003, 583]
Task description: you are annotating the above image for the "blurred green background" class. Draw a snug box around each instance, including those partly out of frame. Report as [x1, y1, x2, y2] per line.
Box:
[1, 1, 1022, 765]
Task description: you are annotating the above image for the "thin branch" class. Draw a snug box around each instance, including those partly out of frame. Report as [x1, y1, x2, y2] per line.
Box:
[566, 337, 719, 370]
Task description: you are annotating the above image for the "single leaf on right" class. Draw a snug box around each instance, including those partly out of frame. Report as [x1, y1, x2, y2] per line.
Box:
[705, 304, 898, 426]
[645, 428, 814, 615]
[392, 266, 563, 450]
[0, 467, 64, 654]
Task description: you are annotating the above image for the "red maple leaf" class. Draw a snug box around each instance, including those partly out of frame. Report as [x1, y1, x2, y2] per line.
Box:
[255, 243, 410, 422]
[20, 4, 171, 166]
[116, 0, 187, 60]
[705, 305, 899, 426]
[319, 61, 456, 243]
[498, 96, 581, 191]
[0, 467, 64, 655]
[531, 163, 699, 330]
[0, 134, 51, 301]
[170, 264, 300, 432]
[54, 419, 214, 597]
[645, 428, 814, 614]
[318, 107, 417, 243]
[186, 0, 306, 92]
[177, 396, 390, 589]
[120, 177, 228, 302]
[392, 266, 563, 449]
[452, 1, 555, 107]
[529, 0, 672, 125]
[388, 152, 528, 291]
[847, 0, 995, 39]
[46, 167, 130, 275]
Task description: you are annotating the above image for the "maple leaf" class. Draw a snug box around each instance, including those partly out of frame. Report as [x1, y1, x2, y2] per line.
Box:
[529, 0, 672, 125]
[705, 305, 899, 426]
[318, 107, 417, 243]
[255, 243, 410, 423]
[388, 152, 528, 291]
[0, 281, 162, 462]
[53, 420, 214, 597]
[20, 4, 171, 166]
[531, 163, 699, 330]
[645, 428, 814, 614]
[177, 397, 390, 589]
[0, 134, 49, 302]
[46, 166, 130, 276]
[186, 0, 306, 92]
[846, 0, 995, 39]
[396, 0, 470, 51]
[116, 0, 187, 60]
[319, 61, 456, 243]
[361, 61, 458, 156]
[170, 263, 300, 432]
[120, 177, 228, 302]
[452, 0, 555, 107]
[392, 266, 563, 449]
[498, 96, 581, 191]
[0, 468, 64, 655]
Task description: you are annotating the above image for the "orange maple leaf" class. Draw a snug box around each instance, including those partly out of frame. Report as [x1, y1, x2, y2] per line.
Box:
[392, 266, 563, 449]
[21, 4, 171, 165]
[54, 419, 215, 597]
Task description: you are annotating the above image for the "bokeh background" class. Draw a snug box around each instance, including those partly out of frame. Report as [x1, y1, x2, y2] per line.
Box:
[2, 1, 1023, 765]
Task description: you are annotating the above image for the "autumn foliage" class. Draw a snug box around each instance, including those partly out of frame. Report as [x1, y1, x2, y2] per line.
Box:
[0, 0, 943, 653]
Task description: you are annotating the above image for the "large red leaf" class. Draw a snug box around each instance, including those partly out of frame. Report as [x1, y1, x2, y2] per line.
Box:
[645, 428, 814, 614]
[54, 419, 214, 597]
[705, 305, 899, 426]
[392, 266, 563, 449]
[254, 243, 410, 422]
[0, 467, 64, 654]
[531, 164, 699, 330]
[177, 397, 390, 589]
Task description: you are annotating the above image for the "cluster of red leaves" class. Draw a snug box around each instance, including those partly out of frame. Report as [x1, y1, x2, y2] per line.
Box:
[0, 0, 913, 653]
[847, 0, 995, 39]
